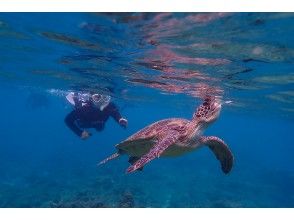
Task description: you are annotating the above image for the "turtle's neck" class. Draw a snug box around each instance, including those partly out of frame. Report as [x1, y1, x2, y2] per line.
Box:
[186, 118, 207, 140]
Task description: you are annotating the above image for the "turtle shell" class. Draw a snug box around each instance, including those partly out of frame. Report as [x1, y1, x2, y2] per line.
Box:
[116, 118, 196, 157]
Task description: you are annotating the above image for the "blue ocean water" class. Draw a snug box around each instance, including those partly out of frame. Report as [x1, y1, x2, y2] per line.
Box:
[0, 13, 293, 207]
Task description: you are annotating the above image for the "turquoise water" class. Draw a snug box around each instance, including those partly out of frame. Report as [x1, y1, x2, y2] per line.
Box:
[0, 13, 293, 207]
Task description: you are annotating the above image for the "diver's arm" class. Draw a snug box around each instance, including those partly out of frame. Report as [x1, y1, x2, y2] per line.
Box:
[107, 103, 128, 128]
[64, 110, 83, 137]
[107, 102, 122, 122]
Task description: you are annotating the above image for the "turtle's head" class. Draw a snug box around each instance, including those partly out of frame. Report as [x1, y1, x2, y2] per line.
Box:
[193, 97, 222, 126]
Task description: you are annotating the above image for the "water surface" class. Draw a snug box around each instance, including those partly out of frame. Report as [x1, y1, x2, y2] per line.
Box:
[0, 13, 293, 207]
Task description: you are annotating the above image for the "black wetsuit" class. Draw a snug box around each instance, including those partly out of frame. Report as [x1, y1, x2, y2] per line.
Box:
[65, 102, 123, 137]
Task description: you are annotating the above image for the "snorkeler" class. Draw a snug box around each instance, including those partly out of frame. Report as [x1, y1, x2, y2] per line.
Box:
[65, 92, 128, 139]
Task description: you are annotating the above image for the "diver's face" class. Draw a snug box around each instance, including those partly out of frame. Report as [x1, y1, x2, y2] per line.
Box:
[92, 94, 102, 102]
[92, 94, 111, 110]
[92, 94, 103, 108]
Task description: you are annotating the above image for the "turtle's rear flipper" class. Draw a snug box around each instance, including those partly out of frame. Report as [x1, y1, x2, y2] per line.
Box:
[98, 152, 120, 166]
[201, 136, 234, 174]
[128, 157, 144, 171]
[126, 130, 180, 173]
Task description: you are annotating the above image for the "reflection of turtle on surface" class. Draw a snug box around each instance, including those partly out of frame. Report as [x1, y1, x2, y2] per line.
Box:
[99, 97, 233, 174]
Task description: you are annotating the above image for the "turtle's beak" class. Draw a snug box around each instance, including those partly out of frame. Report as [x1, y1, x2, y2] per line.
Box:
[207, 99, 222, 122]
[214, 100, 222, 112]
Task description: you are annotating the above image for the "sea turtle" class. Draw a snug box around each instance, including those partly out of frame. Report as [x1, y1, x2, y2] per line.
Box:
[99, 97, 233, 174]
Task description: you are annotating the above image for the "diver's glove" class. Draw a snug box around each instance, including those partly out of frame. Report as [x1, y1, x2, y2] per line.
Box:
[81, 130, 92, 140]
[119, 118, 128, 128]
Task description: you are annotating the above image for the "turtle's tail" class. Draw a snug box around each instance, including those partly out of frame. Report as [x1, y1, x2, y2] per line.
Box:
[98, 152, 120, 166]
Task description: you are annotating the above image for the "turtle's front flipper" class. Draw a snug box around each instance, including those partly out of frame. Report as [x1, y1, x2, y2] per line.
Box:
[201, 136, 234, 174]
[126, 131, 180, 173]
[98, 152, 120, 166]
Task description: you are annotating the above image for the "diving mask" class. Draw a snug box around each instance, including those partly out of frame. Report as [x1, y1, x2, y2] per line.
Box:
[92, 94, 111, 111]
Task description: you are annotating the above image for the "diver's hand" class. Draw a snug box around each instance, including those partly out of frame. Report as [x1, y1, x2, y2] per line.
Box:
[119, 118, 128, 128]
[81, 130, 91, 140]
